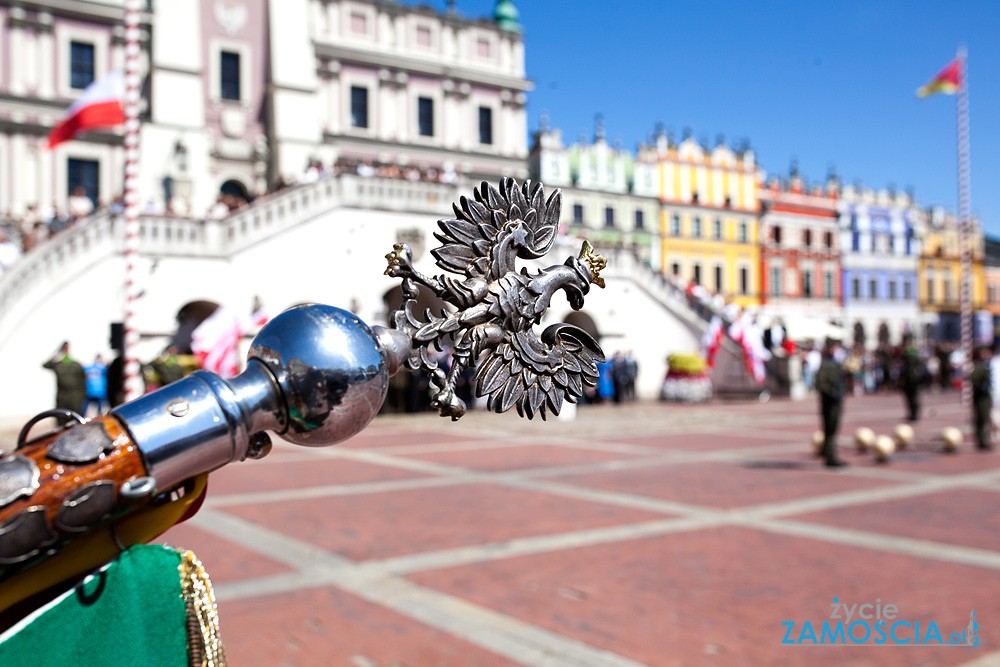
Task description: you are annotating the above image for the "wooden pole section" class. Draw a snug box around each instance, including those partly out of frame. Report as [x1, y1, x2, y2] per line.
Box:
[123, 0, 142, 401]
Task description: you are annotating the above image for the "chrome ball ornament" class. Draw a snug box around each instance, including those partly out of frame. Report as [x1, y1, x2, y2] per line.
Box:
[248, 304, 399, 447]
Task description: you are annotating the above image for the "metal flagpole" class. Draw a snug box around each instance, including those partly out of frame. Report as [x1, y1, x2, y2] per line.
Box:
[957, 46, 972, 407]
[122, 0, 143, 401]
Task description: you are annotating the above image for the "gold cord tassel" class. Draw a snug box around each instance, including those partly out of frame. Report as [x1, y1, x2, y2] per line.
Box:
[179, 550, 227, 667]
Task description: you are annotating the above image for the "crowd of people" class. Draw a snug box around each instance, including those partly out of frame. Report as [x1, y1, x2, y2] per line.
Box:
[0, 187, 119, 276]
[41, 341, 201, 418]
[801, 341, 970, 398]
[1, 157, 467, 279]
[813, 334, 1000, 467]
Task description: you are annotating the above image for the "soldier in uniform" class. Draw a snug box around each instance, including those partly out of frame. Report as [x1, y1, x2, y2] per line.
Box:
[147, 346, 186, 388]
[970, 346, 993, 451]
[815, 338, 847, 467]
[42, 342, 87, 413]
[900, 334, 924, 422]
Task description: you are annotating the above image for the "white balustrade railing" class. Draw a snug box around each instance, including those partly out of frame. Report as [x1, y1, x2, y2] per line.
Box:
[0, 174, 467, 322]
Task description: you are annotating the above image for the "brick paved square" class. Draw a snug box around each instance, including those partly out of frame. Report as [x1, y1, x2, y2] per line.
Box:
[607, 431, 802, 451]
[338, 426, 496, 448]
[785, 488, 1000, 553]
[206, 456, 434, 496]
[154, 522, 294, 584]
[218, 587, 521, 667]
[395, 443, 648, 471]
[542, 460, 903, 509]
[408, 526, 997, 666]
[221, 483, 669, 561]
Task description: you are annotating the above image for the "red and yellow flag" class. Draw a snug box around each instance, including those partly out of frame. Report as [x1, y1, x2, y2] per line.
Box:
[917, 58, 961, 97]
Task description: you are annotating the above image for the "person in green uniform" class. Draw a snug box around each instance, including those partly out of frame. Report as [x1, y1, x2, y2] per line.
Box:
[970, 346, 993, 451]
[148, 346, 186, 388]
[42, 342, 87, 413]
[815, 338, 847, 467]
[900, 334, 924, 422]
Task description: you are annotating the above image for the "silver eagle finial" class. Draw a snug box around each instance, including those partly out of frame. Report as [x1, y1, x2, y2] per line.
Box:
[385, 178, 607, 420]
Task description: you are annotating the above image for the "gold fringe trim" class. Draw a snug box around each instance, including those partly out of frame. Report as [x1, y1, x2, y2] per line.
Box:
[179, 550, 227, 667]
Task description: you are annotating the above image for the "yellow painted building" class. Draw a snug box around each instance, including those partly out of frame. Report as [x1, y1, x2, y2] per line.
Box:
[647, 134, 761, 306]
[919, 208, 986, 340]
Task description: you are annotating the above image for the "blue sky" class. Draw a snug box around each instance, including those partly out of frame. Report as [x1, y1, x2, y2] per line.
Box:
[433, 1, 1000, 235]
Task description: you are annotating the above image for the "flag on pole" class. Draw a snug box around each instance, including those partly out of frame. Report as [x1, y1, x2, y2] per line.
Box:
[191, 306, 243, 378]
[917, 58, 961, 97]
[46, 71, 125, 148]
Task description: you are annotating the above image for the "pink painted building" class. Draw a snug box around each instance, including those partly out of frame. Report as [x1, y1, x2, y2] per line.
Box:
[0, 0, 530, 217]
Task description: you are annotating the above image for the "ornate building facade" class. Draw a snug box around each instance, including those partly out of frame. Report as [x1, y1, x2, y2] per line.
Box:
[757, 172, 841, 329]
[0, 2, 131, 216]
[527, 117, 660, 267]
[651, 131, 761, 307]
[919, 206, 987, 343]
[0, 0, 529, 217]
[838, 185, 924, 348]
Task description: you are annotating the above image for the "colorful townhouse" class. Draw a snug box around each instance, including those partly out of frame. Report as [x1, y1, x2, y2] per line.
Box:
[919, 206, 987, 343]
[838, 185, 925, 348]
[527, 117, 660, 268]
[757, 171, 842, 333]
[650, 131, 761, 307]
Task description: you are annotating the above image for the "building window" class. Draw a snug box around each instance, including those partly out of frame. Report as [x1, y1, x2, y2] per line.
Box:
[739, 221, 748, 243]
[67, 158, 99, 207]
[692, 216, 702, 237]
[416, 26, 432, 47]
[852, 277, 860, 300]
[573, 204, 584, 224]
[989, 284, 997, 304]
[823, 271, 833, 297]
[70, 42, 95, 90]
[803, 229, 812, 247]
[824, 231, 833, 248]
[904, 280, 912, 300]
[477, 38, 491, 58]
[220, 51, 240, 100]
[943, 275, 951, 302]
[803, 271, 813, 298]
[869, 279, 878, 300]
[927, 273, 934, 303]
[671, 214, 681, 236]
[770, 266, 782, 297]
[714, 265, 723, 293]
[773, 226, 782, 245]
[740, 267, 748, 295]
[350, 86, 368, 128]
[418, 97, 434, 136]
[852, 232, 860, 251]
[634, 210, 644, 230]
[478, 107, 493, 145]
[713, 217, 722, 239]
[350, 13, 367, 33]
[692, 263, 702, 285]
[604, 207, 615, 228]
[671, 262, 680, 277]
[889, 280, 896, 300]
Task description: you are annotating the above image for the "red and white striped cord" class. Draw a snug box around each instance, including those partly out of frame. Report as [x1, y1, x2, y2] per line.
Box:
[122, 0, 143, 401]
[957, 47, 972, 407]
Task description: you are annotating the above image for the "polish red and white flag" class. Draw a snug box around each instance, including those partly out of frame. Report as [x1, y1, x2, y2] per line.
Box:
[46, 71, 125, 149]
[191, 306, 243, 378]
